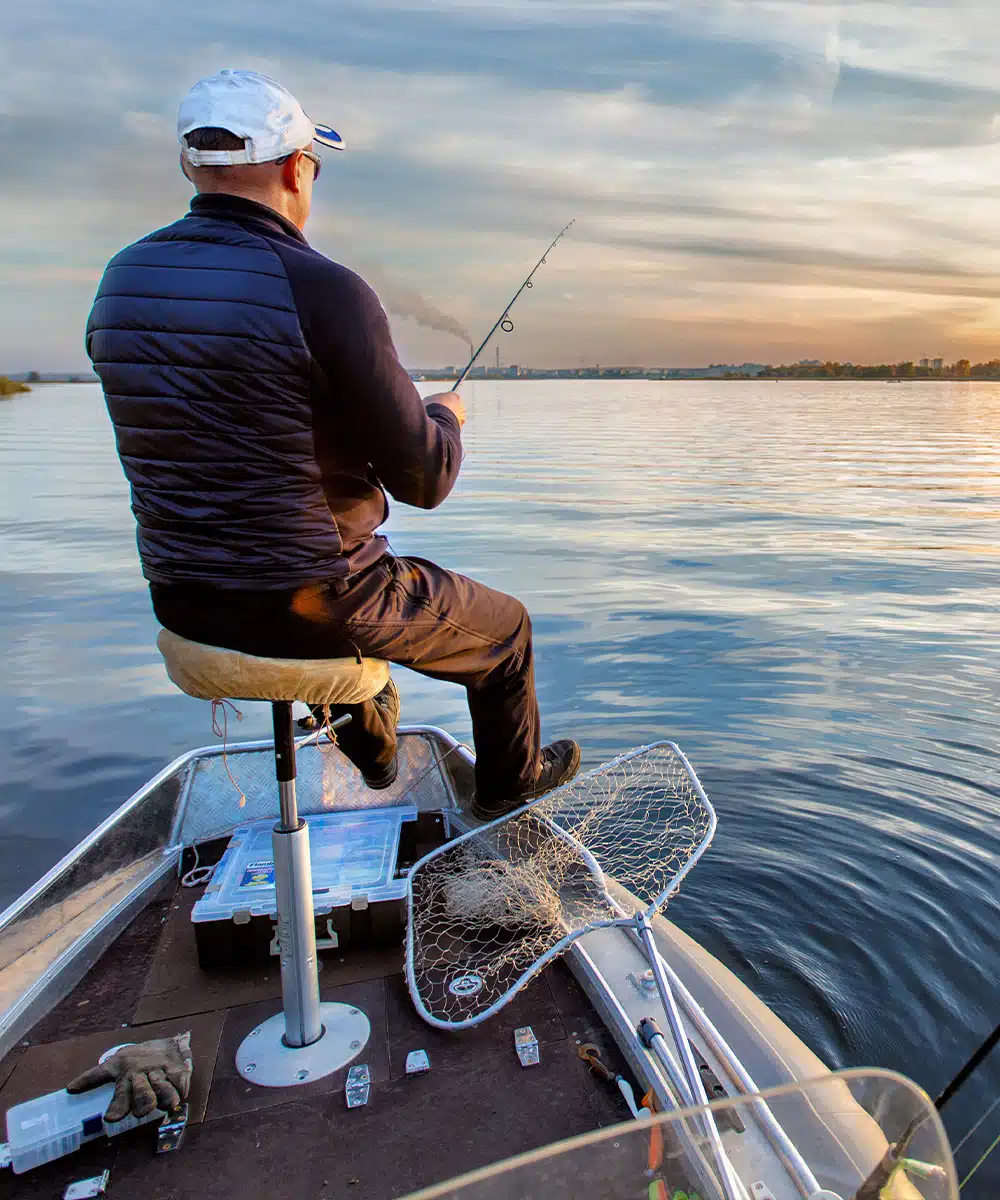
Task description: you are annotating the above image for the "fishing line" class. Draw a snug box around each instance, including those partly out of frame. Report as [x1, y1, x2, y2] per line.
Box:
[453, 219, 575, 391]
[952, 1092, 1000, 1155]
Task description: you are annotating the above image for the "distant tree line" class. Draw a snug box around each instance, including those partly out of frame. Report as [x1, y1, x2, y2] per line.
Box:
[0, 375, 30, 397]
[757, 359, 1000, 379]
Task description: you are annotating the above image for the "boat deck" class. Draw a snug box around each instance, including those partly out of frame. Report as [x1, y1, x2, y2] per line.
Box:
[0, 871, 635, 1198]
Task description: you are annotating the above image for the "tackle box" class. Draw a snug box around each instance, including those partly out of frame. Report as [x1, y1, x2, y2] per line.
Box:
[3, 1081, 162, 1173]
[191, 807, 418, 968]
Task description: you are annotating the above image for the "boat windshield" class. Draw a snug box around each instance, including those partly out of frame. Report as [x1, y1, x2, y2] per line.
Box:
[401, 1068, 957, 1200]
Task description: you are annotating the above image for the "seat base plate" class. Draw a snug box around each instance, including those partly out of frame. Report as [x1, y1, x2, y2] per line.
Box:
[235, 1002, 370, 1088]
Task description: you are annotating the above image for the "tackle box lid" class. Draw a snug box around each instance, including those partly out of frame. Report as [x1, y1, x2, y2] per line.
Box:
[191, 806, 417, 924]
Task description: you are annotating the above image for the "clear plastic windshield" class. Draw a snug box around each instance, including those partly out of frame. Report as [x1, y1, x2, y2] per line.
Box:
[401, 1068, 957, 1200]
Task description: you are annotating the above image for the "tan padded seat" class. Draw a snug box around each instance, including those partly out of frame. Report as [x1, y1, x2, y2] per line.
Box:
[157, 628, 390, 707]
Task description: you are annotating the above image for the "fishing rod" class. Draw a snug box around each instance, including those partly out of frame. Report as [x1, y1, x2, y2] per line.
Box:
[453, 219, 575, 391]
[851, 1007, 1000, 1197]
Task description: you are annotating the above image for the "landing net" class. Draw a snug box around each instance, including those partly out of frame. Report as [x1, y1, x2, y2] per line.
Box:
[406, 741, 716, 1028]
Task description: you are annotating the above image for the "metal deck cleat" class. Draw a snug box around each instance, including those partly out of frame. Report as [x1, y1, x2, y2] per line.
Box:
[345, 1064, 371, 1108]
[405, 1049, 430, 1075]
[63, 1174, 111, 1199]
[514, 1026, 539, 1067]
[156, 1104, 189, 1154]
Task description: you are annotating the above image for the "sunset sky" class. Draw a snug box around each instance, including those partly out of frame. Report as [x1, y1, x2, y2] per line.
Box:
[5, 0, 1000, 370]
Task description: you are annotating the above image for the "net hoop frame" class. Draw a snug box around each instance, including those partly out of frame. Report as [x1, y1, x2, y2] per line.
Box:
[405, 740, 718, 1030]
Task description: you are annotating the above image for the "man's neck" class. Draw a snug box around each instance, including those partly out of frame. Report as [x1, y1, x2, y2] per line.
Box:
[193, 185, 303, 231]
[190, 193, 307, 242]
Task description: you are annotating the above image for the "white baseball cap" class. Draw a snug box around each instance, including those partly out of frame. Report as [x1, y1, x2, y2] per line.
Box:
[178, 69, 345, 166]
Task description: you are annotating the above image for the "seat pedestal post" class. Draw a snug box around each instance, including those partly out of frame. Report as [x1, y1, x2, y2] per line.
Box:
[272, 700, 322, 1048]
[235, 701, 371, 1087]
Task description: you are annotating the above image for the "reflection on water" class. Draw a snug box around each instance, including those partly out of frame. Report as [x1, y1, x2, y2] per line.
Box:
[1, 381, 998, 1187]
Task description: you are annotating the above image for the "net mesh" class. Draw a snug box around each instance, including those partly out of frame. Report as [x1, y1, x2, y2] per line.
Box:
[406, 742, 715, 1028]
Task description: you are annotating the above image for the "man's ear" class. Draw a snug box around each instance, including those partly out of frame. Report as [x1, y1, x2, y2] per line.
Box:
[280, 151, 304, 194]
[179, 153, 192, 183]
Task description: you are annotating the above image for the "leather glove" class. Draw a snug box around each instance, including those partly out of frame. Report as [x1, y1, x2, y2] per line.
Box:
[66, 1032, 192, 1122]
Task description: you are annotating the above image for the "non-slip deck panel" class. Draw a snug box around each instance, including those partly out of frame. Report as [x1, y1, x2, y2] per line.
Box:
[205, 980, 390, 1122]
[133, 883, 406, 1023]
[176, 733, 460, 849]
[1, 863, 634, 1198]
[107, 1040, 623, 1200]
[0, 1009, 226, 1128]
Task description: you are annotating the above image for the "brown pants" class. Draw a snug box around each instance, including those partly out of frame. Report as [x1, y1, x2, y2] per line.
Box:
[150, 555, 541, 805]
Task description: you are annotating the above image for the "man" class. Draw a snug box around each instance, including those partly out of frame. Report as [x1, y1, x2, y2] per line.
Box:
[87, 69, 580, 820]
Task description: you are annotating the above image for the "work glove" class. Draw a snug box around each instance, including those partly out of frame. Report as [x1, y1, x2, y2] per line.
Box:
[66, 1032, 193, 1122]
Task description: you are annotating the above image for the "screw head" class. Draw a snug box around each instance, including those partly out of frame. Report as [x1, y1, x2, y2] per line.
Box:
[296, 1069, 309, 1081]
[350, 1039, 361, 1050]
[245, 1063, 256, 1074]
[349, 1008, 359, 1015]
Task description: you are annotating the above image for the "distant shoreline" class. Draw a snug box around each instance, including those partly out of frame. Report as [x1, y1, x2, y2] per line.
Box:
[7, 371, 998, 386]
[1, 374, 97, 384]
[410, 372, 993, 383]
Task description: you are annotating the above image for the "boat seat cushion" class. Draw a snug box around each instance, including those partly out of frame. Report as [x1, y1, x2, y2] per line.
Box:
[156, 629, 390, 706]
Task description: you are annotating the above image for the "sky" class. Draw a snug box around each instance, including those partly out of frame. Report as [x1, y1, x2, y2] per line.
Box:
[4, 0, 1000, 369]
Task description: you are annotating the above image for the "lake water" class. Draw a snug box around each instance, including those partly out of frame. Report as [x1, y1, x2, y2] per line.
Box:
[2, 380, 998, 1186]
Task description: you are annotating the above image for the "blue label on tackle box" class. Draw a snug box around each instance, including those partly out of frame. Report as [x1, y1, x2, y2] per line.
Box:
[238, 860, 275, 888]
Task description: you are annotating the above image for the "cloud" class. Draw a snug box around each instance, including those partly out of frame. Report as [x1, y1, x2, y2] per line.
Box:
[3, 1, 1000, 368]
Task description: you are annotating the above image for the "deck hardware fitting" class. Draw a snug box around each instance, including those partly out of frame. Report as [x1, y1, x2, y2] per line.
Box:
[345, 1064, 371, 1108]
[514, 1026, 540, 1067]
[627, 968, 658, 996]
[405, 1049, 431, 1075]
[155, 1104, 189, 1154]
[63, 1173, 111, 1199]
[751, 1186, 776, 1200]
[687, 1040, 743, 1133]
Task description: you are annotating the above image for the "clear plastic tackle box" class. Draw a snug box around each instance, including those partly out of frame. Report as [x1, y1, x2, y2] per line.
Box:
[191, 807, 418, 967]
[3, 1083, 162, 1173]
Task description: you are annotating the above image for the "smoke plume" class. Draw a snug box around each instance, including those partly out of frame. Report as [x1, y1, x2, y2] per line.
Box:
[360, 263, 471, 346]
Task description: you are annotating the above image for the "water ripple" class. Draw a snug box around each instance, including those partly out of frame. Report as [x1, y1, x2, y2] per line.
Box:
[2, 381, 1000, 1187]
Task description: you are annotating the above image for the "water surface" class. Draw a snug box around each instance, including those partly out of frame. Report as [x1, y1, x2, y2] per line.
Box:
[2, 380, 998, 1188]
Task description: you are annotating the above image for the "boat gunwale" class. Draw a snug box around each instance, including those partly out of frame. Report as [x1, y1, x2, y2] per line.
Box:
[0, 727, 903, 1200]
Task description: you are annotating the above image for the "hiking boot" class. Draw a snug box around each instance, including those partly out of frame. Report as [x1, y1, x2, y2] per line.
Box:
[360, 678, 400, 789]
[298, 679, 401, 789]
[471, 740, 582, 822]
[361, 756, 399, 789]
